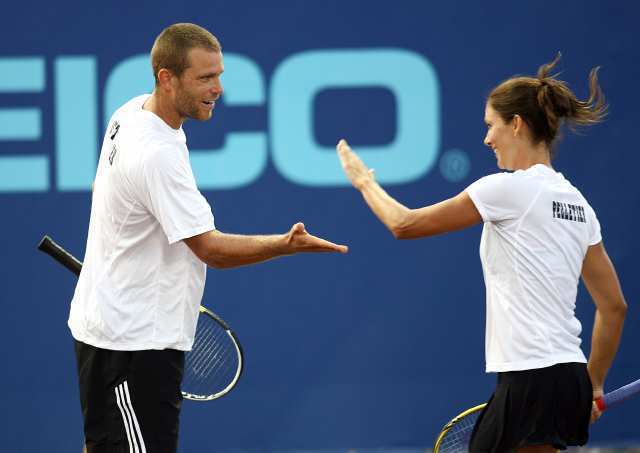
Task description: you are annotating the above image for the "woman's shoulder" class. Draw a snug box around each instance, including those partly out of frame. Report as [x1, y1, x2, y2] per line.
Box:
[472, 169, 539, 192]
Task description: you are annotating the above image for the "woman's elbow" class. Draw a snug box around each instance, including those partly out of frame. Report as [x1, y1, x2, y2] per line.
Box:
[390, 214, 426, 240]
[390, 226, 412, 240]
[602, 298, 628, 321]
[616, 299, 628, 319]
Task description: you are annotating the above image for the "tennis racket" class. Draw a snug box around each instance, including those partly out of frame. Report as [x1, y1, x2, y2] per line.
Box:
[433, 378, 640, 452]
[433, 403, 485, 453]
[37, 234, 244, 402]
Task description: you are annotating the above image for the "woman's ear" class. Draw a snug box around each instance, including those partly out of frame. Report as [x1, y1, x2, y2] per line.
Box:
[512, 114, 524, 137]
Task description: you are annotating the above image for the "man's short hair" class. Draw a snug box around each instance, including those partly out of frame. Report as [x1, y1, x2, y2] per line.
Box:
[151, 23, 221, 84]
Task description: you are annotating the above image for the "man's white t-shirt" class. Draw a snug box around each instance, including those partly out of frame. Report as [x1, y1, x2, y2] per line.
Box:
[466, 164, 601, 372]
[68, 95, 215, 351]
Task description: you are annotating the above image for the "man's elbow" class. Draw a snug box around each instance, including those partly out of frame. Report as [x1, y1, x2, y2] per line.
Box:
[189, 244, 232, 269]
[203, 253, 235, 269]
[186, 231, 234, 269]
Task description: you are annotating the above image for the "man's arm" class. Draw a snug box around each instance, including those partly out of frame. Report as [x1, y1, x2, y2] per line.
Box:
[184, 222, 348, 269]
[581, 241, 627, 421]
[336, 139, 482, 238]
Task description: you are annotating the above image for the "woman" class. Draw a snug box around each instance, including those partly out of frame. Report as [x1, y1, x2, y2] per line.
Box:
[336, 54, 627, 452]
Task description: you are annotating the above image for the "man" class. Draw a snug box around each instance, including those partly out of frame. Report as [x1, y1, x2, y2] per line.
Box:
[69, 23, 347, 453]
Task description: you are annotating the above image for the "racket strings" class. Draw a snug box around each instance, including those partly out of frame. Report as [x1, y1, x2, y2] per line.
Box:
[187, 318, 233, 380]
[189, 319, 226, 375]
[183, 313, 240, 399]
[184, 319, 234, 394]
[193, 328, 233, 382]
[438, 411, 480, 453]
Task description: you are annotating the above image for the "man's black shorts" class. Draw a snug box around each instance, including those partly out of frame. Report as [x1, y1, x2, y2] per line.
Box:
[469, 362, 592, 452]
[74, 340, 185, 453]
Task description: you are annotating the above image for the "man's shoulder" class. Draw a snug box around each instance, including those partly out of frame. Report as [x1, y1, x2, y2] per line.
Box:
[109, 94, 150, 123]
[114, 97, 180, 150]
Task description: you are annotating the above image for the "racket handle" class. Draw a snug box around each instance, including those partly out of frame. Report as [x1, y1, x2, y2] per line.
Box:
[38, 235, 83, 277]
[596, 378, 640, 411]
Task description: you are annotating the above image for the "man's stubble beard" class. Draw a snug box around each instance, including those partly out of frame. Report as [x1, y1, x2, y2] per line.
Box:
[175, 86, 210, 122]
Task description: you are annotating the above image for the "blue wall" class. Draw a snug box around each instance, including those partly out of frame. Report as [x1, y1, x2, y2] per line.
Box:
[1, 1, 638, 451]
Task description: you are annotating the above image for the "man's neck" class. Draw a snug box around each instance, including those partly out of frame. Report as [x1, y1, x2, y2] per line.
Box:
[143, 91, 183, 129]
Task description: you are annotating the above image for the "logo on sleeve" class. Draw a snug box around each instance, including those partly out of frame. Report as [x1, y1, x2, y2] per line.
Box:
[108, 121, 120, 165]
[553, 201, 586, 223]
[109, 144, 118, 165]
[109, 120, 120, 140]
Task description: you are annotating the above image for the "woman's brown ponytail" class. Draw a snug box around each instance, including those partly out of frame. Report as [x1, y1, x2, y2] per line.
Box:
[488, 53, 607, 153]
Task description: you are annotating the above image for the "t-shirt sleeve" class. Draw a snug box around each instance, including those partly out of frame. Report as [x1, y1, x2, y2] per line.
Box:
[465, 172, 525, 222]
[586, 204, 602, 246]
[140, 146, 215, 244]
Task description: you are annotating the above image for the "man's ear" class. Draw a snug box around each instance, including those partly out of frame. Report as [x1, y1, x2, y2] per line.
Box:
[156, 68, 173, 91]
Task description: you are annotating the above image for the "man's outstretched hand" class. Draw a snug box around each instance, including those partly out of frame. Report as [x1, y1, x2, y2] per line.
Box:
[284, 222, 348, 254]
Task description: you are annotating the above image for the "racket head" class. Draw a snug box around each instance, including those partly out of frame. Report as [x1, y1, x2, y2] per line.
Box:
[36, 235, 244, 401]
[181, 305, 244, 401]
[434, 403, 486, 453]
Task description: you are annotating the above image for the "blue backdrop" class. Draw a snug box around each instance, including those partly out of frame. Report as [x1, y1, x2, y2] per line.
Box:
[1, 1, 638, 451]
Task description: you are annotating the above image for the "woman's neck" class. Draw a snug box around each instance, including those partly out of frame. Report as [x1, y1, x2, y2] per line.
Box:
[513, 142, 552, 171]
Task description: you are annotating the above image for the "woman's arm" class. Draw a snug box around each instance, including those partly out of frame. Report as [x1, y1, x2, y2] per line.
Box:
[581, 242, 627, 421]
[336, 139, 482, 238]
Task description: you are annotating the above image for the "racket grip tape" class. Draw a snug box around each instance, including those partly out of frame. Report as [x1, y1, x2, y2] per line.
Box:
[38, 235, 83, 277]
[594, 397, 606, 411]
[601, 378, 640, 410]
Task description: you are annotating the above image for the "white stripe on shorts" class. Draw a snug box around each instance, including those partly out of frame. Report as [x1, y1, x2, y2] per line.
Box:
[115, 381, 147, 453]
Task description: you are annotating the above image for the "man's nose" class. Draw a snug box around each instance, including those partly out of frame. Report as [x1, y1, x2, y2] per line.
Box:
[213, 81, 223, 99]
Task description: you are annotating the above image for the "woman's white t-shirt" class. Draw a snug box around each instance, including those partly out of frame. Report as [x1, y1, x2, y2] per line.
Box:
[68, 95, 215, 351]
[466, 164, 601, 372]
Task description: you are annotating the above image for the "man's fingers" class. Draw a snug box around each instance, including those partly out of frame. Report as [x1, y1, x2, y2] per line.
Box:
[290, 222, 306, 235]
[288, 223, 348, 253]
[324, 239, 348, 253]
[312, 237, 349, 253]
[305, 234, 349, 253]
